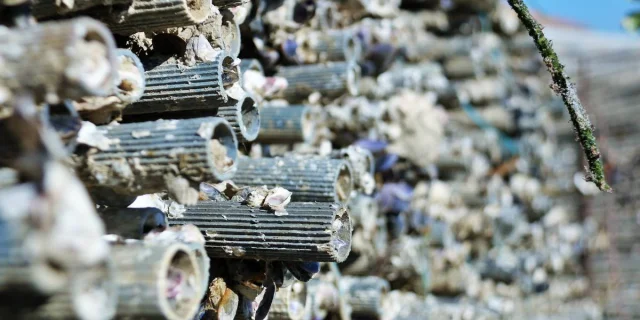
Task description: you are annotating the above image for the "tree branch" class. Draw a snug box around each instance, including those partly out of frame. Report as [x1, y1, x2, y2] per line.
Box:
[507, 0, 612, 192]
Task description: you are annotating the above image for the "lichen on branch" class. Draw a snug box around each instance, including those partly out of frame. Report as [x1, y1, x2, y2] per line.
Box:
[507, 0, 612, 192]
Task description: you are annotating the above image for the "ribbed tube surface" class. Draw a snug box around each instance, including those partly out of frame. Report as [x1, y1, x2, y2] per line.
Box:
[232, 156, 354, 204]
[256, 105, 314, 144]
[31, 0, 131, 18]
[340, 276, 389, 318]
[111, 243, 202, 320]
[169, 202, 352, 262]
[443, 55, 501, 79]
[78, 117, 238, 195]
[276, 62, 361, 102]
[212, 0, 243, 9]
[0, 18, 117, 103]
[217, 94, 261, 142]
[27, 261, 117, 320]
[106, 0, 211, 34]
[125, 53, 239, 115]
[97, 207, 168, 239]
[300, 29, 362, 63]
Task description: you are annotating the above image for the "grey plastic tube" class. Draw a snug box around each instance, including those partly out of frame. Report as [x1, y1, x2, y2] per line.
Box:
[111, 242, 203, 320]
[276, 62, 361, 102]
[169, 201, 352, 262]
[97, 207, 168, 239]
[268, 281, 308, 320]
[78, 117, 238, 197]
[31, 0, 130, 18]
[105, 0, 211, 35]
[212, 0, 243, 9]
[125, 52, 240, 115]
[298, 29, 363, 63]
[256, 105, 315, 144]
[217, 94, 261, 142]
[232, 156, 354, 204]
[26, 261, 118, 320]
[0, 18, 117, 104]
[339, 276, 389, 318]
[443, 55, 502, 79]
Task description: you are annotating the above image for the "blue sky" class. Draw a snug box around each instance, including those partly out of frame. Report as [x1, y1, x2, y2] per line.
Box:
[523, 0, 636, 33]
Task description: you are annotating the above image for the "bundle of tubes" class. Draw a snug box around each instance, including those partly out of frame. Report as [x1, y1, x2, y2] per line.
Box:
[0, 0, 607, 319]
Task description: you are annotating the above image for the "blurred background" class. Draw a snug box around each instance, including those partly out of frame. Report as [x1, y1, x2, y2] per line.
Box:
[526, 0, 640, 319]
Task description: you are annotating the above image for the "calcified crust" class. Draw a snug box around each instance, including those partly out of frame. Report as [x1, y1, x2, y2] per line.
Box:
[79, 117, 238, 197]
[169, 202, 353, 262]
[0, 17, 117, 104]
[106, 0, 211, 35]
[111, 243, 202, 320]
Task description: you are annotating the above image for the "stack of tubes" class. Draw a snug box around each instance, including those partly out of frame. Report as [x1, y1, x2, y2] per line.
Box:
[0, 0, 604, 319]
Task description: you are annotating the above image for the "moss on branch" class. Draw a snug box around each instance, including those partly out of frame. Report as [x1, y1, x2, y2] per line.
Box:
[507, 0, 612, 192]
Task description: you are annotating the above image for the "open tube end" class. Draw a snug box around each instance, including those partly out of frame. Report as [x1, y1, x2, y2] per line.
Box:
[330, 207, 353, 263]
[300, 107, 316, 143]
[220, 54, 243, 99]
[334, 162, 354, 204]
[346, 62, 361, 96]
[184, 0, 211, 24]
[207, 118, 239, 181]
[68, 18, 118, 98]
[344, 33, 364, 63]
[159, 246, 201, 320]
[114, 49, 146, 104]
[238, 95, 260, 142]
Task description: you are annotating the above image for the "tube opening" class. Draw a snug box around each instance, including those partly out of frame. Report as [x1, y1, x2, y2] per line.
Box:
[185, 0, 210, 23]
[152, 33, 187, 56]
[163, 250, 200, 319]
[344, 35, 362, 62]
[210, 121, 238, 178]
[301, 107, 315, 142]
[331, 208, 352, 262]
[114, 50, 145, 103]
[346, 63, 361, 96]
[239, 96, 260, 141]
[335, 164, 353, 203]
[221, 56, 241, 91]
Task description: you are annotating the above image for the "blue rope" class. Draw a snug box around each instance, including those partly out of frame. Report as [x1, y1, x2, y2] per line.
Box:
[461, 103, 520, 156]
